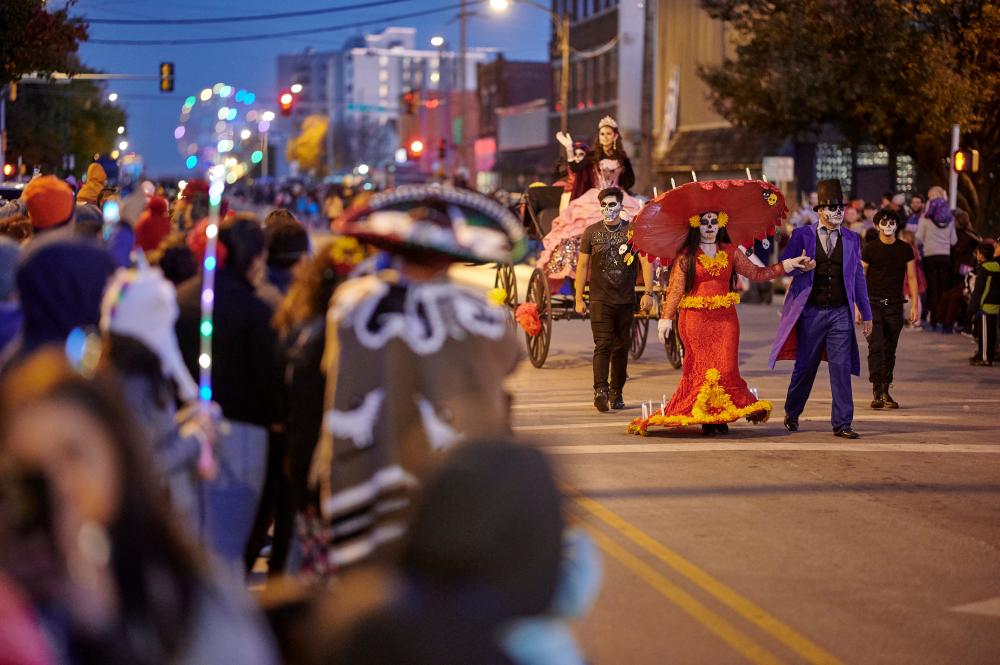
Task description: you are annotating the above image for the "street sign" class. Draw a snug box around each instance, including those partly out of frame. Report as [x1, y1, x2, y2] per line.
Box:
[346, 102, 387, 113]
[762, 156, 794, 183]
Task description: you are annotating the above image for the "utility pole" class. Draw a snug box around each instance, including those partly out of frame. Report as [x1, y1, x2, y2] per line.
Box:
[949, 123, 960, 209]
[458, 0, 468, 176]
[1, 86, 7, 182]
[637, 0, 655, 195]
[559, 13, 569, 133]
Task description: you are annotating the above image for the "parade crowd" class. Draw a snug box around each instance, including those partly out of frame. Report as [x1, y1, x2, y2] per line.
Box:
[0, 130, 996, 663]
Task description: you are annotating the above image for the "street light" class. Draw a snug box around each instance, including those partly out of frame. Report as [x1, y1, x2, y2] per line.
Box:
[489, 0, 569, 133]
[290, 83, 303, 94]
[430, 35, 445, 47]
[108, 92, 118, 102]
[117, 126, 125, 135]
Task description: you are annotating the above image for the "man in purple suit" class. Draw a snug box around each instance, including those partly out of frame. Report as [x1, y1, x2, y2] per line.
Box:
[770, 179, 873, 439]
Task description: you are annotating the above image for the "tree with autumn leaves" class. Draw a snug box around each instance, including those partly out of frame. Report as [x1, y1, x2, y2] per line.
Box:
[698, 0, 1000, 233]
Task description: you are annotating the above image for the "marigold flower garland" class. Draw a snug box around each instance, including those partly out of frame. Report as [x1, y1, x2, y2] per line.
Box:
[679, 292, 741, 310]
[697, 250, 729, 277]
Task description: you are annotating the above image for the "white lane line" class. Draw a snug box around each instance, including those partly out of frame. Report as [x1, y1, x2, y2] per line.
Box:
[514, 414, 967, 430]
[538, 443, 1000, 455]
[950, 597, 1000, 617]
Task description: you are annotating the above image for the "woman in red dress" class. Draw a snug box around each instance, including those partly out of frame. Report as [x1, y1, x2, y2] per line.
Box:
[627, 180, 813, 436]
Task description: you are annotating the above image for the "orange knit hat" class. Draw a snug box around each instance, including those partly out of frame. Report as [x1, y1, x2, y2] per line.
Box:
[23, 176, 76, 230]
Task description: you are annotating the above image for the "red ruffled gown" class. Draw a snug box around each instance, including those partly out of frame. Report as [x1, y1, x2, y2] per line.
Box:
[629, 245, 784, 434]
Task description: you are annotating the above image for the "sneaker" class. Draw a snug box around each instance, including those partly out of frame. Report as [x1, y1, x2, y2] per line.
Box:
[783, 415, 799, 432]
[882, 384, 899, 409]
[834, 426, 861, 439]
[870, 383, 884, 409]
[594, 388, 610, 412]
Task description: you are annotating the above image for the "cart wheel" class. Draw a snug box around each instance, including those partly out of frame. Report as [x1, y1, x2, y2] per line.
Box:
[525, 268, 552, 368]
[629, 316, 649, 360]
[664, 324, 683, 369]
[493, 262, 518, 307]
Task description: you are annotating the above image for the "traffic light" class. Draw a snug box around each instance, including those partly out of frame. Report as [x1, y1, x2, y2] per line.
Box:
[2, 164, 12, 178]
[952, 148, 980, 174]
[159, 62, 174, 93]
[408, 139, 424, 159]
[279, 90, 294, 117]
[438, 138, 447, 159]
[403, 92, 415, 115]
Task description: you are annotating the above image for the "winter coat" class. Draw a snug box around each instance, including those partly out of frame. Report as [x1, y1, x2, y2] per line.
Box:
[77, 163, 107, 206]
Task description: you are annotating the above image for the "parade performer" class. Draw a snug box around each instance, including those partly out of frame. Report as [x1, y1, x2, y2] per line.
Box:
[627, 179, 813, 436]
[770, 179, 873, 439]
[862, 210, 920, 408]
[575, 187, 654, 412]
[558, 140, 589, 213]
[539, 116, 641, 288]
[301, 186, 526, 575]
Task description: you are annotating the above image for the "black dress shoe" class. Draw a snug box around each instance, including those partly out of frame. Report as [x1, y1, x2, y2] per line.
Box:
[594, 389, 610, 412]
[834, 426, 860, 439]
[783, 415, 799, 432]
[609, 390, 625, 410]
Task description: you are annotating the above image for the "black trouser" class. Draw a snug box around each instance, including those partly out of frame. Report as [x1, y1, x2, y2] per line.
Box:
[922, 255, 951, 325]
[590, 301, 633, 391]
[867, 300, 905, 384]
[973, 312, 998, 363]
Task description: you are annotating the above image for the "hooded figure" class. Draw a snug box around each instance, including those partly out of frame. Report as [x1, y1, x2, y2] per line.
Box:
[330, 442, 599, 665]
[135, 196, 172, 253]
[15, 235, 115, 357]
[77, 162, 108, 206]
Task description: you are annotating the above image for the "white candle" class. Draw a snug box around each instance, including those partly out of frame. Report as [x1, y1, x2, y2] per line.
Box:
[653, 186, 658, 198]
[746, 167, 752, 180]
[691, 170, 698, 182]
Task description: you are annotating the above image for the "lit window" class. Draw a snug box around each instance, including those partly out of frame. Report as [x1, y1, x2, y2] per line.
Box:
[379, 84, 389, 97]
[379, 55, 389, 66]
[380, 70, 389, 82]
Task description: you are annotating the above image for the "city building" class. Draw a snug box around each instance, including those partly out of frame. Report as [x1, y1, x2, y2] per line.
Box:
[275, 28, 491, 176]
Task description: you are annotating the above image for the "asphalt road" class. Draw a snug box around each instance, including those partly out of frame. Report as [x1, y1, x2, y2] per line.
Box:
[504, 294, 1000, 665]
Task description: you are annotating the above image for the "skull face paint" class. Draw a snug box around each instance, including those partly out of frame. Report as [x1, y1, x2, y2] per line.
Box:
[878, 218, 897, 237]
[818, 205, 845, 227]
[699, 212, 720, 243]
[600, 196, 623, 224]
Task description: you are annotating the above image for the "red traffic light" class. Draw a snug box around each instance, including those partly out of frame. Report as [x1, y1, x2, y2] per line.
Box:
[2, 164, 12, 177]
[409, 139, 424, 156]
[279, 90, 294, 117]
[953, 148, 980, 174]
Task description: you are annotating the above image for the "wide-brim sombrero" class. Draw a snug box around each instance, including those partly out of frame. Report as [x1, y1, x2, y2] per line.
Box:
[632, 180, 788, 262]
[335, 185, 528, 264]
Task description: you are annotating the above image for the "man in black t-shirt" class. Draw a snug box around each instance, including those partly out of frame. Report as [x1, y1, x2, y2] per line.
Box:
[575, 187, 654, 411]
[861, 210, 920, 408]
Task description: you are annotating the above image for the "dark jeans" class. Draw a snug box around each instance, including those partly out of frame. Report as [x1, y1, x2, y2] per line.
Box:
[922, 255, 951, 325]
[973, 312, 998, 363]
[867, 301, 905, 384]
[590, 301, 633, 391]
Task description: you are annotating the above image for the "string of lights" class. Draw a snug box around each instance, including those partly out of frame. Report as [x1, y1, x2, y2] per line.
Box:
[87, 2, 467, 45]
[79, 0, 418, 25]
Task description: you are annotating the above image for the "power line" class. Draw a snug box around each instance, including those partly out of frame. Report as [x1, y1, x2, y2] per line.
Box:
[79, 0, 417, 25]
[87, 2, 466, 45]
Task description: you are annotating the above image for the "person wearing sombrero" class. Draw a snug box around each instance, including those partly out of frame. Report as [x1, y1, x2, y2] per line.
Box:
[300, 186, 526, 575]
[769, 179, 873, 439]
[627, 180, 813, 436]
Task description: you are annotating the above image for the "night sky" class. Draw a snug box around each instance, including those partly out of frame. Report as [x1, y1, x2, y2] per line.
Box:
[71, 0, 550, 177]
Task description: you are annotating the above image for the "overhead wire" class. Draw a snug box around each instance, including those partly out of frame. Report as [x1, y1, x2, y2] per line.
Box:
[79, 0, 418, 25]
[87, 2, 467, 45]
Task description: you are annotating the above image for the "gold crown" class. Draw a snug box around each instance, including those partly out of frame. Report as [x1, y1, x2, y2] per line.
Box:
[598, 115, 618, 130]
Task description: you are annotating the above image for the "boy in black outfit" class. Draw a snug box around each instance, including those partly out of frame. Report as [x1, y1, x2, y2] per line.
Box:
[575, 186, 654, 411]
[862, 210, 920, 408]
[969, 242, 999, 367]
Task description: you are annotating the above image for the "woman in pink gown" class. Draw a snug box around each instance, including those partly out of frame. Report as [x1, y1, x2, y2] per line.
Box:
[539, 116, 641, 289]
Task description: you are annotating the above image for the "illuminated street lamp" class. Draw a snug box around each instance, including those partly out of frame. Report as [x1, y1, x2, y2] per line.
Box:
[117, 126, 125, 135]
[118, 140, 128, 151]
[430, 35, 445, 47]
[290, 83, 303, 94]
[108, 92, 119, 102]
[489, 0, 569, 132]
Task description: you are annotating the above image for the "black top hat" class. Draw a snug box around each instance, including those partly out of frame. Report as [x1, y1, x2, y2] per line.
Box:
[814, 179, 846, 210]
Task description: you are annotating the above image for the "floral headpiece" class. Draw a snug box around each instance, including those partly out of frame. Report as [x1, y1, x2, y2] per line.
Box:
[598, 115, 618, 130]
[688, 211, 729, 228]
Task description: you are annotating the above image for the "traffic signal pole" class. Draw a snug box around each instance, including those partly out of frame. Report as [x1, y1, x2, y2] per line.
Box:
[950, 123, 960, 209]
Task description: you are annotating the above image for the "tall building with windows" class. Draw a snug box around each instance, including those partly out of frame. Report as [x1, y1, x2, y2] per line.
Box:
[276, 28, 491, 174]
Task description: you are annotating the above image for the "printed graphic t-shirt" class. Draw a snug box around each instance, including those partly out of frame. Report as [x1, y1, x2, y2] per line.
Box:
[580, 220, 637, 305]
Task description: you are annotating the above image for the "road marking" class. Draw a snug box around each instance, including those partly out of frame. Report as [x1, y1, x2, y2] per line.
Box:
[515, 422, 625, 431]
[950, 597, 1000, 617]
[571, 488, 844, 665]
[582, 526, 786, 665]
[543, 442, 1000, 455]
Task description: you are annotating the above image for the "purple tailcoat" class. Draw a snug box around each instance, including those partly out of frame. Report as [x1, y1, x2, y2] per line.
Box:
[769, 225, 873, 375]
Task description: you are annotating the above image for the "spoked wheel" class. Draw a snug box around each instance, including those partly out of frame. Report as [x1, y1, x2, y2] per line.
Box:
[493, 262, 518, 307]
[629, 316, 649, 360]
[664, 323, 683, 369]
[525, 268, 552, 368]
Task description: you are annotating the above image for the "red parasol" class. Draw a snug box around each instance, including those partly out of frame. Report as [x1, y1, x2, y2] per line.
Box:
[632, 179, 788, 262]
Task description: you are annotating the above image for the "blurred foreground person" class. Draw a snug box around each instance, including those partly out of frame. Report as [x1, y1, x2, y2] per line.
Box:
[176, 215, 276, 571]
[301, 186, 526, 576]
[327, 441, 601, 665]
[0, 350, 278, 665]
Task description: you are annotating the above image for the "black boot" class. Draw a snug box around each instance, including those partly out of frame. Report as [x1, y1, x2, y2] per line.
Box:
[716, 423, 729, 435]
[594, 388, 610, 413]
[609, 389, 625, 410]
[882, 383, 899, 409]
[870, 383, 885, 409]
[701, 424, 715, 436]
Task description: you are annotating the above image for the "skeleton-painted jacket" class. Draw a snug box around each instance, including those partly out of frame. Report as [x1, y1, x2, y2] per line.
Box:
[308, 271, 520, 569]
